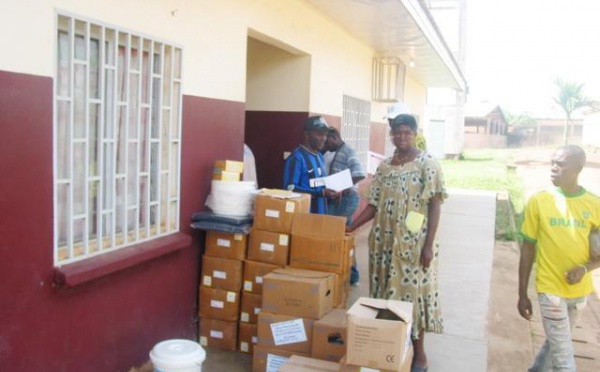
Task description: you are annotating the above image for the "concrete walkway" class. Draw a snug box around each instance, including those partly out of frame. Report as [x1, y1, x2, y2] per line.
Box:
[351, 188, 497, 371]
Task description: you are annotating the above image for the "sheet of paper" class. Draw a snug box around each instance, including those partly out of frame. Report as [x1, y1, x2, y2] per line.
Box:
[324, 169, 353, 192]
[406, 211, 425, 233]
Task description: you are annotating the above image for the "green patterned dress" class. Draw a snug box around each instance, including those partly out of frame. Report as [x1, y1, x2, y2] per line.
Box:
[367, 151, 447, 338]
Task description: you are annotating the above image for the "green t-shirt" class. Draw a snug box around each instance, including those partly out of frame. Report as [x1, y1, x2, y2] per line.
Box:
[521, 187, 600, 298]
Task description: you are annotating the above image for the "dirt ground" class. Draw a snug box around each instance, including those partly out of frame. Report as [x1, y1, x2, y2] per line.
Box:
[486, 146, 600, 371]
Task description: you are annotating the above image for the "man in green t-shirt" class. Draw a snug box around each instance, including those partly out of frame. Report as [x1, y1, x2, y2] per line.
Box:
[518, 145, 600, 371]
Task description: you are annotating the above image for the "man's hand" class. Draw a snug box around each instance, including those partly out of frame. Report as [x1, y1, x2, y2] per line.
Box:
[565, 265, 586, 285]
[517, 296, 533, 320]
[420, 245, 433, 268]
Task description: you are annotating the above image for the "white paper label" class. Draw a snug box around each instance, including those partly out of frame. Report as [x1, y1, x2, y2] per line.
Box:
[210, 330, 224, 339]
[260, 243, 275, 252]
[266, 354, 289, 372]
[359, 367, 380, 372]
[234, 234, 243, 241]
[270, 318, 307, 345]
[255, 307, 261, 315]
[226, 291, 236, 302]
[252, 336, 257, 344]
[199, 336, 208, 346]
[203, 276, 212, 286]
[241, 312, 249, 322]
[217, 238, 231, 247]
[265, 209, 280, 218]
[285, 201, 296, 213]
[256, 276, 263, 284]
[240, 341, 249, 352]
[213, 270, 227, 279]
[350, 248, 355, 257]
[279, 234, 289, 246]
[211, 300, 224, 309]
[244, 280, 253, 291]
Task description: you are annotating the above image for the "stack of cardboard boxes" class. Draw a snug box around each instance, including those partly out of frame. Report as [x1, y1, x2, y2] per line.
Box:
[212, 159, 244, 181]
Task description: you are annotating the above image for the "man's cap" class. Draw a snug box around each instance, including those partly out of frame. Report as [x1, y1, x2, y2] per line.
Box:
[385, 102, 412, 119]
[390, 114, 417, 130]
[304, 116, 331, 132]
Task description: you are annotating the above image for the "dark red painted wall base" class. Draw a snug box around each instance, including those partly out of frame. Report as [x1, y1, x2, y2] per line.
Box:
[0, 70, 244, 371]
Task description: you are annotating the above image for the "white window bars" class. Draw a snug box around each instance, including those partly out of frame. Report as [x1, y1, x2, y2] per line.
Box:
[341, 95, 371, 170]
[54, 13, 183, 265]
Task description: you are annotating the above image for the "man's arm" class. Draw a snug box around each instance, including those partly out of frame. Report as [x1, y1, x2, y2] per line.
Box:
[518, 240, 536, 320]
[565, 229, 600, 284]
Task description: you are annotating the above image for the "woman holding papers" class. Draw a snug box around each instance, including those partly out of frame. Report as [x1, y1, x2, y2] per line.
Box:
[348, 113, 447, 372]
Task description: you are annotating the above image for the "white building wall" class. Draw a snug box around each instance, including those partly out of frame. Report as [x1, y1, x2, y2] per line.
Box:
[582, 112, 600, 147]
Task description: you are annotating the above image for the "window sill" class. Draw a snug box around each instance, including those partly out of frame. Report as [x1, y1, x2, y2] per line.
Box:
[53, 232, 192, 288]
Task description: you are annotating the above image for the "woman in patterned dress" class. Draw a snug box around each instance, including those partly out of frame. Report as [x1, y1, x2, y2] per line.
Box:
[348, 113, 447, 372]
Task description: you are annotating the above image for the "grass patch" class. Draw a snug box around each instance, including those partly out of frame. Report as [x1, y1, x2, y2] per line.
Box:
[440, 149, 525, 241]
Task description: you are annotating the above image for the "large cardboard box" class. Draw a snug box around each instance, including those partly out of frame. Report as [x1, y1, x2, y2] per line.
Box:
[289, 213, 354, 273]
[252, 345, 310, 372]
[262, 267, 335, 319]
[238, 322, 258, 354]
[346, 298, 413, 371]
[248, 228, 290, 266]
[279, 355, 339, 372]
[240, 291, 262, 324]
[198, 286, 240, 321]
[212, 169, 241, 181]
[205, 231, 248, 260]
[253, 191, 311, 233]
[339, 345, 413, 372]
[243, 260, 281, 295]
[214, 159, 244, 173]
[199, 318, 238, 351]
[311, 308, 347, 362]
[201, 255, 243, 291]
[256, 311, 314, 354]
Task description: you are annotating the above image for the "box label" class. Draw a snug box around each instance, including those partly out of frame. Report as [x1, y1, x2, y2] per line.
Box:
[265, 209, 280, 218]
[359, 368, 379, 372]
[256, 275, 263, 284]
[260, 243, 275, 252]
[279, 234, 289, 246]
[203, 276, 212, 286]
[210, 330, 224, 339]
[244, 281, 253, 291]
[241, 312, 249, 322]
[240, 341, 249, 352]
[252, 336, 257, 343]
[255, 307, 261, 314]
[266, 353, 289, 372]
[211, 300, 224, 309]
[285, 201, 296, 213]
[234, 233, 243, 241]
[270, 318, 307, 345]
[213, 270, 227, 279]
[199, 336, 207, 346]
[217, 238, 231, 247]
[226, 291, 236, 302]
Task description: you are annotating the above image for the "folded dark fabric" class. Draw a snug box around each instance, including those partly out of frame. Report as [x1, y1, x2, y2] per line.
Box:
[190, 221, 252, 234]
[191, 211, 253, 225]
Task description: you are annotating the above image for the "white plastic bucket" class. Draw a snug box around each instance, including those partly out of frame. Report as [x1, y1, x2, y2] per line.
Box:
[149, 339, 206, 372]
[206, 180, 256, 217]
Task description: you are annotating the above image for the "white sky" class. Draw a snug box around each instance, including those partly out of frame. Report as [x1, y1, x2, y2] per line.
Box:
[465, 0, 600, 117]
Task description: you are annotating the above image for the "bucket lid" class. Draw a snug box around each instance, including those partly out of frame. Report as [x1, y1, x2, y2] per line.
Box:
[149, 339, 206, 367]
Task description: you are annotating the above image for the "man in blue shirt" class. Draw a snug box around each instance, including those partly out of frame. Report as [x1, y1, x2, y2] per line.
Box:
[283, 116, 338, 214]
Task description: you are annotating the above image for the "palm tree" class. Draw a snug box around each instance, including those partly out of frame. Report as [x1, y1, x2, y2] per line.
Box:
[553, 78, 595, 145]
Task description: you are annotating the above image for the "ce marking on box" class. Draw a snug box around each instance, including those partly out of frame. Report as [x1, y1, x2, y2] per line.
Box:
[386, 354, 395, 363]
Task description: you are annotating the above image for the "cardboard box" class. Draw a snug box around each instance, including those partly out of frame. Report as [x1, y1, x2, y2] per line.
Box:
[332, 271, 351, 309]
[339, 346, 413, 372]
[257, 311, 314, 354]
[262, 267, 335, 319]
[279, 355, 339, 372]
[243, 260, 281, 295]
[198, 286, 240, 321]
[201, 255, 243, 291]
[253, 191, 311, 233]
[205, 231, 248, 260]
[248, 228, 290, 266]
[240, 291, 262, 324]
[215, 159, 244, 173]
[252, 345, 310, 372]
[212, 169, 241, 181]
[346, 298, 413, 371]
[311, 308, 347, 362]
[289, 213, 353, 273]
[199, 318, 238, 351]
[239, 322, 258, 354]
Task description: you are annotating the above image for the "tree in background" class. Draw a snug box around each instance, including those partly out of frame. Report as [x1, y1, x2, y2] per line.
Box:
[553, 78, 595, 145]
